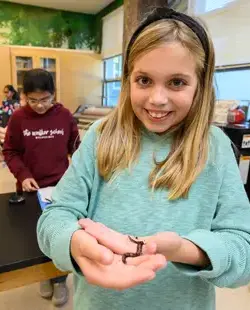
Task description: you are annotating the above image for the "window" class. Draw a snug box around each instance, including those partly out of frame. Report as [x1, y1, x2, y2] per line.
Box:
[193, 0, 236, 14]
[103, 55, 122, 107]
[214, 66, 250, 120]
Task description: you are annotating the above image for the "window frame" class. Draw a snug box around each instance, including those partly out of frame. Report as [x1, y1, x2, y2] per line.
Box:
[214, 63, 250, 121]
[189, 0, 235, 15]
[102, 54, 122, 107]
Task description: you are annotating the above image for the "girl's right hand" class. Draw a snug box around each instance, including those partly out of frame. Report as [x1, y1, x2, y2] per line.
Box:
[70, 229, 167, 290]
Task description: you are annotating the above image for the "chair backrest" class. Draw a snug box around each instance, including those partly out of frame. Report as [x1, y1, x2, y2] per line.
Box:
[73, 105, 113, 134]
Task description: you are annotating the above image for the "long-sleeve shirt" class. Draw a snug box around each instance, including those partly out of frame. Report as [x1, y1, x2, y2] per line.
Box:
[37, 121, 250, 310]
[3, 103, 80, 188]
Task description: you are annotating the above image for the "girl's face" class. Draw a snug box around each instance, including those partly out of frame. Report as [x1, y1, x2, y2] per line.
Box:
[26, 91, 54, 114]
[130, 43, 198, 134]
[4, 88, 13, 100]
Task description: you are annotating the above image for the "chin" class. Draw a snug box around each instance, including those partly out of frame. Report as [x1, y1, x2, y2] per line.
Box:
[145, 123, 172, 134]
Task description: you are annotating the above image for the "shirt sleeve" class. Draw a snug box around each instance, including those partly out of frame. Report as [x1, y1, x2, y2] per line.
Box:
[174, 135, 250, 288]
[3, 113, 33, 183]
[37, 122, 99, 273]
[68, 114, 81, 156]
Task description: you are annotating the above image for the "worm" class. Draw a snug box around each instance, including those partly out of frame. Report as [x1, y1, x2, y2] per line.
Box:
[122, 236, 145, 264]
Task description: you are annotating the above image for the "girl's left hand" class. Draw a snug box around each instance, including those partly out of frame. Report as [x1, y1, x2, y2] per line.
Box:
[78, 218, 183, 260]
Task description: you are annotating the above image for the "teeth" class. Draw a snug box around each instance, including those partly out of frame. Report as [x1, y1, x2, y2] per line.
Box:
[148, 111, 169, 118]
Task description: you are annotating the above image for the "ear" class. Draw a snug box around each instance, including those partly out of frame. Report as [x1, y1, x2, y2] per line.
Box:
[20, 94, 27, 106]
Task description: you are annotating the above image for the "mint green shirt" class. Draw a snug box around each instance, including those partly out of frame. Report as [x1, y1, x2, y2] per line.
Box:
[37, 121, 250, 310]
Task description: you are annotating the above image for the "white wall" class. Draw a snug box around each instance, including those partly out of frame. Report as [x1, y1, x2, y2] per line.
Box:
[102, 6, 124, 58]
[101, 1, 250, 67]
[196, 0, 250, 66]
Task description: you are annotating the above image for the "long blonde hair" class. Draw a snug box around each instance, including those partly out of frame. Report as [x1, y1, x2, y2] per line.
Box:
[97, 19, 215, 200]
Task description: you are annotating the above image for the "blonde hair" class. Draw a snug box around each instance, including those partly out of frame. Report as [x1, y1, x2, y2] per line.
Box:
[97, 19, 215, 200]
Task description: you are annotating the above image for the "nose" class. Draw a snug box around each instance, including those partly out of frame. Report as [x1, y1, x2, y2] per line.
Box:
[148, 86, 168, 106]
[37, 103, 43, 109]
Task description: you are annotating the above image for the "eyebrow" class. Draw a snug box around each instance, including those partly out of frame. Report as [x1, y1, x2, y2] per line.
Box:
[27, 95, 51, 100]
[133, 70, 191, 79]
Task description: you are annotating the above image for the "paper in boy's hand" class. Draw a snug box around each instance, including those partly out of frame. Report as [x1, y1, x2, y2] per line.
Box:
[37, 186, 55, 210]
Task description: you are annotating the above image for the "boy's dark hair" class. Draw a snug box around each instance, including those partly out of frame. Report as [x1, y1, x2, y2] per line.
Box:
[23, 69, 55, 95]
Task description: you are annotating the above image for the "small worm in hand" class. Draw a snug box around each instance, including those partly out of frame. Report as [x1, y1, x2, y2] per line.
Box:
[122, 236, 145, 264]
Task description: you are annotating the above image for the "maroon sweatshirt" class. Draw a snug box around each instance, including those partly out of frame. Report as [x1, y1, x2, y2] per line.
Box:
[3, 103, 80, 189]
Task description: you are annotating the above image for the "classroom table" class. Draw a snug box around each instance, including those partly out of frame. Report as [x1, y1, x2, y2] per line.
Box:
[0, 192, 67, 292]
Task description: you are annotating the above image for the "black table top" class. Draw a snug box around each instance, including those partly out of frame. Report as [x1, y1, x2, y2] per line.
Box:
[0, 192, 50, 273]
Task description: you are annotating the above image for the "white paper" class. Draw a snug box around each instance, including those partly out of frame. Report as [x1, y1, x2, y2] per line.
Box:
[38, 186, 55, 203]
[213, 100, 238, 124]
[239, 156, 250, 185]
[242, 135, 250, 149]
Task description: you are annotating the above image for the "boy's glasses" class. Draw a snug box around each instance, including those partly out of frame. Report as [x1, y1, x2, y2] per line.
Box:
[27, 96, 53, 105]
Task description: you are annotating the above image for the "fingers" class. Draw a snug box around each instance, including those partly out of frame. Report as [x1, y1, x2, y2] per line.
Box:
[84, 242, 114, 265]
[80, 256, 156, 290]
[120, 268, 155, 289]
[79, 219, 158, 257]
[79, 219, 132, 254]
[71, 230, 114, 265]
[125, 254, 154, 266]
[22, 179, 39, 192]
[30, 179, 40, 190]
[136, 254, 167, 271]
[121, 255, 167, 289]
[126, 254, 167, 271]
[142, 242, 157, 255]
[23, 184, 36, 192]
[79, 218, 93, 228]
[81, 221, 157, 256]
[22, 183, 31, 192]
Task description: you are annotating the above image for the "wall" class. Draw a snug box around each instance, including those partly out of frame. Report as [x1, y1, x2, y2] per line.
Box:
[169, 0, 189, 12]
[0, 46, 11, 102]
[101, 0, 188, 59]
[102, 6, 124, 58]
[0, 0, 124, 52]
[0, 1, 124, 110]
[0, 46, 102, 111]
[198, 0, 250, 66]
[94, 0, 123, 53]
[59, 51, 102, 111]
[0, 1, 96, 50]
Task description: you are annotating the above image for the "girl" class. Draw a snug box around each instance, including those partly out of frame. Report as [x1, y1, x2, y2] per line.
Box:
[3, 69, 80, 306]
[37, 8, 250, 310]
[3, 84, 19, 102]
[0, 85, 20, 128]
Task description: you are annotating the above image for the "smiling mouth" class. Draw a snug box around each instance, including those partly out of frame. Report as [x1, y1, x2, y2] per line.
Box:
[145, 109, 172, 120]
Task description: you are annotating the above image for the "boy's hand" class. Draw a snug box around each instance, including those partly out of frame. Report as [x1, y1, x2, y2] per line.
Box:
[22, 178, 39, 192]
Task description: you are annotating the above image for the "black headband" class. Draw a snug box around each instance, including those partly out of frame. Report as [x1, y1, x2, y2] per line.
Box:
[124, 8, 209, 76]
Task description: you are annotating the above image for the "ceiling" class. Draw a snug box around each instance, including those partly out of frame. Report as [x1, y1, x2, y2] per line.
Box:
[1, 0, 115, 14]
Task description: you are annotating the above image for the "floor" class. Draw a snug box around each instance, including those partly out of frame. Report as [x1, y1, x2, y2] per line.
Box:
[0, 160, 250, 309]
[0, 275, 250, 310]
[0, 275, 74, 310]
